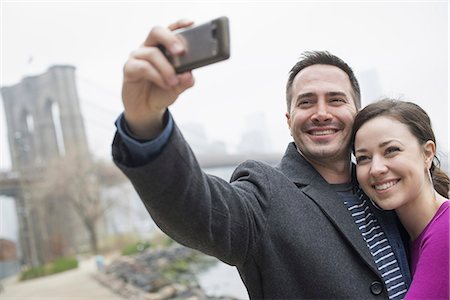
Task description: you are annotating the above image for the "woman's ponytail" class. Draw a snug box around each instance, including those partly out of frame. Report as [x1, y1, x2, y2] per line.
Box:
[431, 161, 450, 198]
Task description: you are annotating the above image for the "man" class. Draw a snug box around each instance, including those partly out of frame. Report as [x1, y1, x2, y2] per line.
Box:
[112, 20, 410, 299]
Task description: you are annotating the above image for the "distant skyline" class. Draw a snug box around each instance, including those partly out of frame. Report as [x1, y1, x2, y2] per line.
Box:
[1, 1, 449, 172]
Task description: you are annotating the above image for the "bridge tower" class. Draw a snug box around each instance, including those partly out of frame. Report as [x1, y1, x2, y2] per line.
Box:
[1, 66, 90, 266]
[2, 65, 89, 168]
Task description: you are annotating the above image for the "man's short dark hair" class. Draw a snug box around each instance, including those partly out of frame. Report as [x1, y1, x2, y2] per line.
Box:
[286, 51, 361, 111]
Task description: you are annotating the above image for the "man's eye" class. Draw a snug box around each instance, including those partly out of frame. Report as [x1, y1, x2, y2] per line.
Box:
[298, 100, 312, 106]
[330, 98, 345, 103]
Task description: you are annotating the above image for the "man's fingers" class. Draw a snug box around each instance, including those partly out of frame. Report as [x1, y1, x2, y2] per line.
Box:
[125, 20, 196, 92]
[123, 58, 195, 93]
[123, 58, 168, 89]
[168, 19, 193, 31]
[177, 72, 195, 90]
[143, 20, 193, 55]
[131, 47, 179, 87]
[143, 26, 184, 56]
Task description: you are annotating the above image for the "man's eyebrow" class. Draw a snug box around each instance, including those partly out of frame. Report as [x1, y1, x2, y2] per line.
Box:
[294, 93, 315, 104]
[296, 92, 315, 99]
[294, 91, 349, 105]
[326, 91, 347, 97]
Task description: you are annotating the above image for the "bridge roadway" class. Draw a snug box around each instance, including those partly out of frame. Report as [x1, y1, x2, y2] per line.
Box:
[196, 152, 282, 169]
[0, 152, 283, 197]
[0, 170, 20, 197]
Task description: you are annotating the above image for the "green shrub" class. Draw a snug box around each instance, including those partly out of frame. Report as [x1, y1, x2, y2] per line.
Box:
[121, 241, 151, 256]
[163, 237, 175, 247]
[20, 257, 79, 281]
[50, 257, 78, 274]
[20, 266, 47, 281]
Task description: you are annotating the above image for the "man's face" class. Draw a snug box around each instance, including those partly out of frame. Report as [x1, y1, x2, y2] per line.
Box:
[286, 64, 357, 163]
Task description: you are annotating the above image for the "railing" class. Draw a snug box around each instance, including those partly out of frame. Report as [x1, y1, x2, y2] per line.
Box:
[0, 172, 20, 197]
[197, 152, 282, 168]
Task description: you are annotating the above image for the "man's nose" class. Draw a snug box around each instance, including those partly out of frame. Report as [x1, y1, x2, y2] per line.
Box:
[312, 102, 332, 122]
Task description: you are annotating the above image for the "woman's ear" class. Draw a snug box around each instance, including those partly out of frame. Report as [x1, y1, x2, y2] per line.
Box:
[423, 140, 436, 170]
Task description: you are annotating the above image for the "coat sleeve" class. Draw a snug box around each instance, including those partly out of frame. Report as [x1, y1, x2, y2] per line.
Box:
[112, 124, 272, 266]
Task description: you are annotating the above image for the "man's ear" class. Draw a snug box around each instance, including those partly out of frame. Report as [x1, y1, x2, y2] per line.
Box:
[423, 140, 436, 170]
[285, 112, 291, 129]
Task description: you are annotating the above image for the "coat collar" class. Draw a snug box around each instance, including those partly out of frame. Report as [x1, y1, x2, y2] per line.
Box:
[276, 142, 379, 274]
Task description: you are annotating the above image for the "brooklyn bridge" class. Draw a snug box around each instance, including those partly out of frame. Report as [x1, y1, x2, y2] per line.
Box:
[0, 65, 281, 270]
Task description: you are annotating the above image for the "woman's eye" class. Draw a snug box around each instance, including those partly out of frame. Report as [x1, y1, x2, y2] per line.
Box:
[385, 147, 401, 155]
[356, 156, 369, 164]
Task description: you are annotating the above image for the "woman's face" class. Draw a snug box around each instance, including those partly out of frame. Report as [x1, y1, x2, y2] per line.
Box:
[354, 116, 433, 210]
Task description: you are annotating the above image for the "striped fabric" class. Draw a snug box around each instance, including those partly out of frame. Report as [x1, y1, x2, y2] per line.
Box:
[342, 188, 408, 299]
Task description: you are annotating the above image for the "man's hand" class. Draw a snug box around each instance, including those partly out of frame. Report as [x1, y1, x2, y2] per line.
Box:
[122, 19, 195, 139]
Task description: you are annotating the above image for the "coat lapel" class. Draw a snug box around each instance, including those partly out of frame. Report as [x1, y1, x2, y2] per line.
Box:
[277, 143, 379, 274]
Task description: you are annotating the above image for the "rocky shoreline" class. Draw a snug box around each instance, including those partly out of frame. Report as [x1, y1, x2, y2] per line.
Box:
[94, 244, 238, 300]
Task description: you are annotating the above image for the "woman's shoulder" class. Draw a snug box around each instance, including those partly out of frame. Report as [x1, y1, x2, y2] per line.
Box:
[434, 200, 449, 224]
[425, 200, 449, 240]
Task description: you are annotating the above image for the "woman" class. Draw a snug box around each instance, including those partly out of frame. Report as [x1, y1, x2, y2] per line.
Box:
[351, 99, 449, 299]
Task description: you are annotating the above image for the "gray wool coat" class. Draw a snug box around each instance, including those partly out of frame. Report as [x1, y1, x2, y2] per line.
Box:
[112, 124, 408, 299]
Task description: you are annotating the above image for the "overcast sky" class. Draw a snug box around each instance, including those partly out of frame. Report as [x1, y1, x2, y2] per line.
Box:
[1, 1, 449, 171]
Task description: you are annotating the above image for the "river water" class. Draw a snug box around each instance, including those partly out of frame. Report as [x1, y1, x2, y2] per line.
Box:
[197, 261, 249, 299]
[196, 166, 249, 299]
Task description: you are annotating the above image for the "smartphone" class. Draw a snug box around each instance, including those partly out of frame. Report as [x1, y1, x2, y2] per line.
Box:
[159, 17, 230, 73]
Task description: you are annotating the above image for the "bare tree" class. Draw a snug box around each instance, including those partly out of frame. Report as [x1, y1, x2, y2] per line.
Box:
[36, 151, 126, 254]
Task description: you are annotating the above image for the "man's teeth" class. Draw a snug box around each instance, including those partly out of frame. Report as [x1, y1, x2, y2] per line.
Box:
[311, 130, 336, 136]
[374, 180, 398, 191]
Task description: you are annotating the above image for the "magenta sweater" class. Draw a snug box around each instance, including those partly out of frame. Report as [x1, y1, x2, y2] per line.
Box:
[405, 201, 449, 299]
